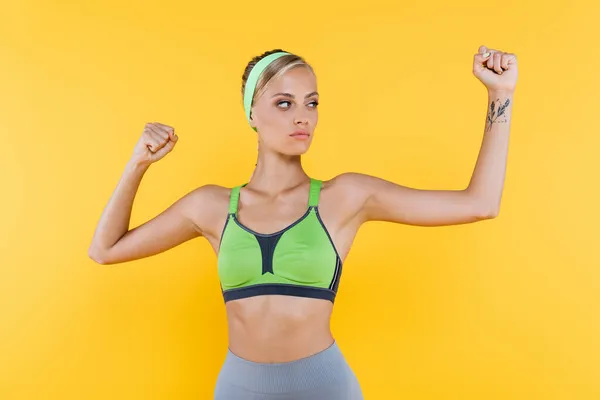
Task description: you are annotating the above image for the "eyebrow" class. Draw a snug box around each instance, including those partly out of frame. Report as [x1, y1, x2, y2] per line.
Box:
[271, 91, 319, 99]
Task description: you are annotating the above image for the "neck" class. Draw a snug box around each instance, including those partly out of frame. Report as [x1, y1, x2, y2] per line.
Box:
[247, 151, 309, 194]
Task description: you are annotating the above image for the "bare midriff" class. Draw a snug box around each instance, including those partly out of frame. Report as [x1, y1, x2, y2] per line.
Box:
[225, 295, 335, 363]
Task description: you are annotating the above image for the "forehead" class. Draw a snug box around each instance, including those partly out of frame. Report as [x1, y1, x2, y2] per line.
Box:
[265, 66, 317, 93]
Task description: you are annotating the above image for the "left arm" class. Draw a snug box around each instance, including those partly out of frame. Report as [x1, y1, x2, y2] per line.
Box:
[349, 46, 517, 227]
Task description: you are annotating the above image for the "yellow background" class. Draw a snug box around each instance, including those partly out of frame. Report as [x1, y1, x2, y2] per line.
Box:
[2, 0, 599, 399]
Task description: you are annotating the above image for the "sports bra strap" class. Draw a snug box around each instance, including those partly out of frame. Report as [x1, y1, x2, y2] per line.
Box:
[230, 180, 320, 215]
[228, 185, 244, 215]
[308, 178, 322, 207]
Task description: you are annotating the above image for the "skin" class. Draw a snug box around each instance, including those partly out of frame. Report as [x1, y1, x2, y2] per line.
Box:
[88, 45, 518, 363]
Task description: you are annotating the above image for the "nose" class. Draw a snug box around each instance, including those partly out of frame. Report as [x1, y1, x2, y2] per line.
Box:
[294, 113, 309, 126]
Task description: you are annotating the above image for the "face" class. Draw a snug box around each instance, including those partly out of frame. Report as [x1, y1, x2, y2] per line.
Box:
[249, 66, 319, 156]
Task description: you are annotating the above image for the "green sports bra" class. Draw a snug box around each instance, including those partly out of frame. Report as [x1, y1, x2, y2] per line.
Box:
[217, 178, 343, 303]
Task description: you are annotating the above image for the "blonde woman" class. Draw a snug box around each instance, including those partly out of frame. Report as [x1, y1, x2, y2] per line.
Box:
[89, 46, 518, 399]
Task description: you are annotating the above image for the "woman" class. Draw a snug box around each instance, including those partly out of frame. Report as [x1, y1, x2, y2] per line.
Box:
[88, 46, 518, 399]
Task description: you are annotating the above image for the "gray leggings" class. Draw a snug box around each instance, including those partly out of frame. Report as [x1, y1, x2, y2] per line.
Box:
[214, 340, 364, 399]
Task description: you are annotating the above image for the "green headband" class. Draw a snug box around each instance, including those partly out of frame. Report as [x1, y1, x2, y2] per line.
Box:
[243, 51, 290, 132]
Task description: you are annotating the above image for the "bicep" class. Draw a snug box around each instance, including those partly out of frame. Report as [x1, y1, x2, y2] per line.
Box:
[348, 174, 492, 227]
[94, 189, 204, 265]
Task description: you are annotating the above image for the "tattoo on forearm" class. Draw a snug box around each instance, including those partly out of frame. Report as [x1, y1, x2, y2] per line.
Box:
[486, 97, 511, 132]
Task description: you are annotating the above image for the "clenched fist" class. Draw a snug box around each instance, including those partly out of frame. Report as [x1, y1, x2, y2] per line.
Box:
[472, 45, 518, 93]
[131, 122, 179, 166]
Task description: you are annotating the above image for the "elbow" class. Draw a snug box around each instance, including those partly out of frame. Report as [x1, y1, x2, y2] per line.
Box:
[466, 189, 500, 220]
[489, 206, 500, 218]
[477, 203, 500, 220]
[88, 245, 109, 265]
[485, 208, 499, 219]
[467, 191, 500, 220]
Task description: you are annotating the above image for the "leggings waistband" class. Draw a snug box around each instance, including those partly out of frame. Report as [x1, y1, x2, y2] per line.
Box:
[217, 340, 358, 394]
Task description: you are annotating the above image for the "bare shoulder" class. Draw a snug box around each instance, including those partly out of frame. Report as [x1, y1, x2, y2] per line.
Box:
[187, 184, 231, 205]
[322, 172, 373, 200]
[179, 184, 232, 236]
[318, 172, 374, 224]
[322, 172, 413, 224]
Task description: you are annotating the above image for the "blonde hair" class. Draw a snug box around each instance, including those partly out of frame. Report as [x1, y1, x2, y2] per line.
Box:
[241, 49, 314, 125]
[241, 49, 315, 179]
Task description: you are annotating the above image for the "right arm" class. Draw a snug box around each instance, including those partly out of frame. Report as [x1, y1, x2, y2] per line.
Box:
[88, 122, 214, 265]
[88, 160, 206, 265]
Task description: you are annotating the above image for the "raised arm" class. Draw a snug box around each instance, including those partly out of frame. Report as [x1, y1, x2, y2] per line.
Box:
[88, 161, 214, 265]
[88, 122, 220, 265]
[349, 46, 518, 227]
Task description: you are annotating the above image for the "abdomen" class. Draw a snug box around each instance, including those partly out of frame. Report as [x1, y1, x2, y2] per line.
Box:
[225, 295, 335, 363]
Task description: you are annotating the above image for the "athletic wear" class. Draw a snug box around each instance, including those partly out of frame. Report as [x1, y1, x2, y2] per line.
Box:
[217, 178, 343, 303]
[213, 340, 364, 399]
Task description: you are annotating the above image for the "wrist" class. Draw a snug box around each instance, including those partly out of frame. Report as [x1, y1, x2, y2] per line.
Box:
[126, 158, 151, 174]
[488, 89, 514, 97]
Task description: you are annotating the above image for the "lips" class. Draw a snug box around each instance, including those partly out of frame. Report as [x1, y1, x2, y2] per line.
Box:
[290, 131, 310, 137]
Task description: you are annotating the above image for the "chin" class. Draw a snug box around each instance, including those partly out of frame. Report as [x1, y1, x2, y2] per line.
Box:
[282, 143, 312, 156]
[293, 140, 313, 154]
[287, 148, 311, 156]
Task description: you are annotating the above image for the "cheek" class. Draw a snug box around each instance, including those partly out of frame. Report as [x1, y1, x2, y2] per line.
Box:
[273, 111, 290, 125]
[259, 108, 286, 128]
[260, 129, 286, 149]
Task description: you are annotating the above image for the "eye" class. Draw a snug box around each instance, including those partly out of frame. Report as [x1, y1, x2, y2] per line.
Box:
[276, 100, 319, 109]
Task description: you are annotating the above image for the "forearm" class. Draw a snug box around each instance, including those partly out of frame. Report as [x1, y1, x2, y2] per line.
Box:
[466, 89, 514, 215]
[89, 160, 150, 254]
